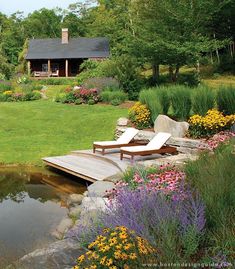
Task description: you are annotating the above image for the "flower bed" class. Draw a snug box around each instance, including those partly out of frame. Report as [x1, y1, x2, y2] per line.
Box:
[188, 109, 235, 138]
[73, 226, 155, 269]
[55, 87, 100, 105]
[128, 102, 151, 129]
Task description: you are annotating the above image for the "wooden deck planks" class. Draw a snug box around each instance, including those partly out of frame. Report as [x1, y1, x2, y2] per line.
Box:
[43, 154, 122, 182]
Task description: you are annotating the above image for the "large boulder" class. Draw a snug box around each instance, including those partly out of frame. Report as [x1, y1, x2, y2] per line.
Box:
[14, 238, 84, 269]
[87, 181, 115, 197]
[154, 115, 189, 138]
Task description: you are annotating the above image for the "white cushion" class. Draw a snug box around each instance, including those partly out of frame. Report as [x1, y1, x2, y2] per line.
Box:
[121, 132, 171, 152]
[146, 132, 171, 149]
[117, 128, 139, 144]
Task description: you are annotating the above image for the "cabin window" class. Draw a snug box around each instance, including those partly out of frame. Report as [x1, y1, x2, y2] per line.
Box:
[42, 64, 48, 72]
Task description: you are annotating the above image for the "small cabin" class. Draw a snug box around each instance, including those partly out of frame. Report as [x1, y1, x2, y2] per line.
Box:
[25, 29, 109, 77]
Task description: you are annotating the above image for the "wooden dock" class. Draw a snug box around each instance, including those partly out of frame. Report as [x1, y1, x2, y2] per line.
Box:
[43, 149, 167, 182]
[43, 150, 130, 182]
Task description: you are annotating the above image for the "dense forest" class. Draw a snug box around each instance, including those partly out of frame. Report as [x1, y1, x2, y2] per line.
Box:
[0, 0, 234, 81]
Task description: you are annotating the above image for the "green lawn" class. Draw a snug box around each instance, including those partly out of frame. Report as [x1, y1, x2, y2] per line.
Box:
[0, 100, 127, 165]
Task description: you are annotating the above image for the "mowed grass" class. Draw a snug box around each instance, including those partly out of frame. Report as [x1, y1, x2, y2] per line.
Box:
[0, 100, 127, 165]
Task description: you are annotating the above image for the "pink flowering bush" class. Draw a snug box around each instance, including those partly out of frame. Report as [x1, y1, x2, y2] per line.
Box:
[200, 131, 235, 151]
[107, 164, 186, 200]
[74, 88, 99, 103]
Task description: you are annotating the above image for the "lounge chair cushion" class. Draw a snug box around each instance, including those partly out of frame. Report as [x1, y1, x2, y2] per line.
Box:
[121, 132, 171, 152]
[94, 128, 138, 146]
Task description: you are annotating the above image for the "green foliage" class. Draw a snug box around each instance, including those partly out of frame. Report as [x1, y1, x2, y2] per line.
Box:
[78, 57, 143, 100]
[185, 141, 235, 258]
[170, 86, 192, 120]
[217, 86, 235, 115]
[110, 99, 121, 106]
[177, 72, 201, 87]
[83, 77, 120, 91]
[37, 78, 76, 85]
[155, 87, 171, 115]
[88, 99, 95, 105]
[0, 52, 14, 79]
[139, 89, 163, 123]
[100, 90, 127, 104]
[192, 86, 215, 115]
[0, 82, 11, 93]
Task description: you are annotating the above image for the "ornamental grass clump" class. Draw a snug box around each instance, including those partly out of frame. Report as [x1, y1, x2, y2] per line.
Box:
[170, 85, 192, 120]
[192, 86, 215, 116]
[188, 109, 235, 138]
[217, 86, 235, 115]
[139, 89, 163, 123]
[185, 141, 235, 262]
[73, 226, 156, 269]
[128, 102, 151, 129]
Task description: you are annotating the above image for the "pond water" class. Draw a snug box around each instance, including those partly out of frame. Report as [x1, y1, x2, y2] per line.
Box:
[0, 166, 87, 266]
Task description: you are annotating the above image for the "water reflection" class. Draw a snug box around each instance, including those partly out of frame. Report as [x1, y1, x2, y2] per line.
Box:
[0, 166, 86, 266]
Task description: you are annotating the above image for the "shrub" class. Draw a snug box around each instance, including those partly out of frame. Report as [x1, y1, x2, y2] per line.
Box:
[139, 89, 162, 123]
[0, 81, 11, 93]
[88, 99, 95, 105]
[192, 86, 215, 116]
[128, 102, 151, 129]
[37, 77, 75, 85]
[111, 98, 121, 106]
[54, 93, 67, 103]
[75, 88, 100, 104]
[100, 91, 111, 102]
[102, 187, 205, 262]
[177, 72, 200, 87]
[188, 109, 235, 138]
[185, 141, 235, 260]
[83, 77, 120, 91]
[217, 86, 235, 115]
[100, 90, 127, 104]
[170, 85, 192, 120]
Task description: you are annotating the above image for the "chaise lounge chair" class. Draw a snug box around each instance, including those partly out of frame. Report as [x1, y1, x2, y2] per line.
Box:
[93, 128, 139, 155]
[120, 132, 177, 161]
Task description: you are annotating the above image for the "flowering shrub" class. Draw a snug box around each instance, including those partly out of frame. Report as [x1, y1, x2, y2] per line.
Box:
[0, 90, 41, 102]
[55, 87, 100, 104]
[200, 131, 235, 151]
[188, 109, 235, 138]
[107, 164, 186, 200]
[73, 226, 156, 269]
[128, 102, 151, 129]
[74, 88, 99, 103]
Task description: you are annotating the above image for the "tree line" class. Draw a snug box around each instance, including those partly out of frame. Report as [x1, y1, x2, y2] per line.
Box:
[0, 0, 234, 80]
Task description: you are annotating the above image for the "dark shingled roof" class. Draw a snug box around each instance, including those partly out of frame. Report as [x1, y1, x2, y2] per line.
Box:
[25, 37, 109, 60]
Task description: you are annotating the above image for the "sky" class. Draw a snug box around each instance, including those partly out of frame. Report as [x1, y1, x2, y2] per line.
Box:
[0, 0, 80, 16]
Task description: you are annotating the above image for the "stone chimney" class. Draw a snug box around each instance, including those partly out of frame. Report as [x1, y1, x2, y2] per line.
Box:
[61, 28, 69, 44]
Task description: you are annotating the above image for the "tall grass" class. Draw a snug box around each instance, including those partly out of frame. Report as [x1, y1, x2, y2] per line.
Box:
[139, 88, 162, 123]
[192, 86, 215, 115]
[156, 86, 171, 115]
[185, 141, 235, 257]
[217, 86, 235, 115]
[170, 85, 192, 120]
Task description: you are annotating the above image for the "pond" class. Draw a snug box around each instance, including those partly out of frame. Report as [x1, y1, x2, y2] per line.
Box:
[0, 166, 87, 266]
